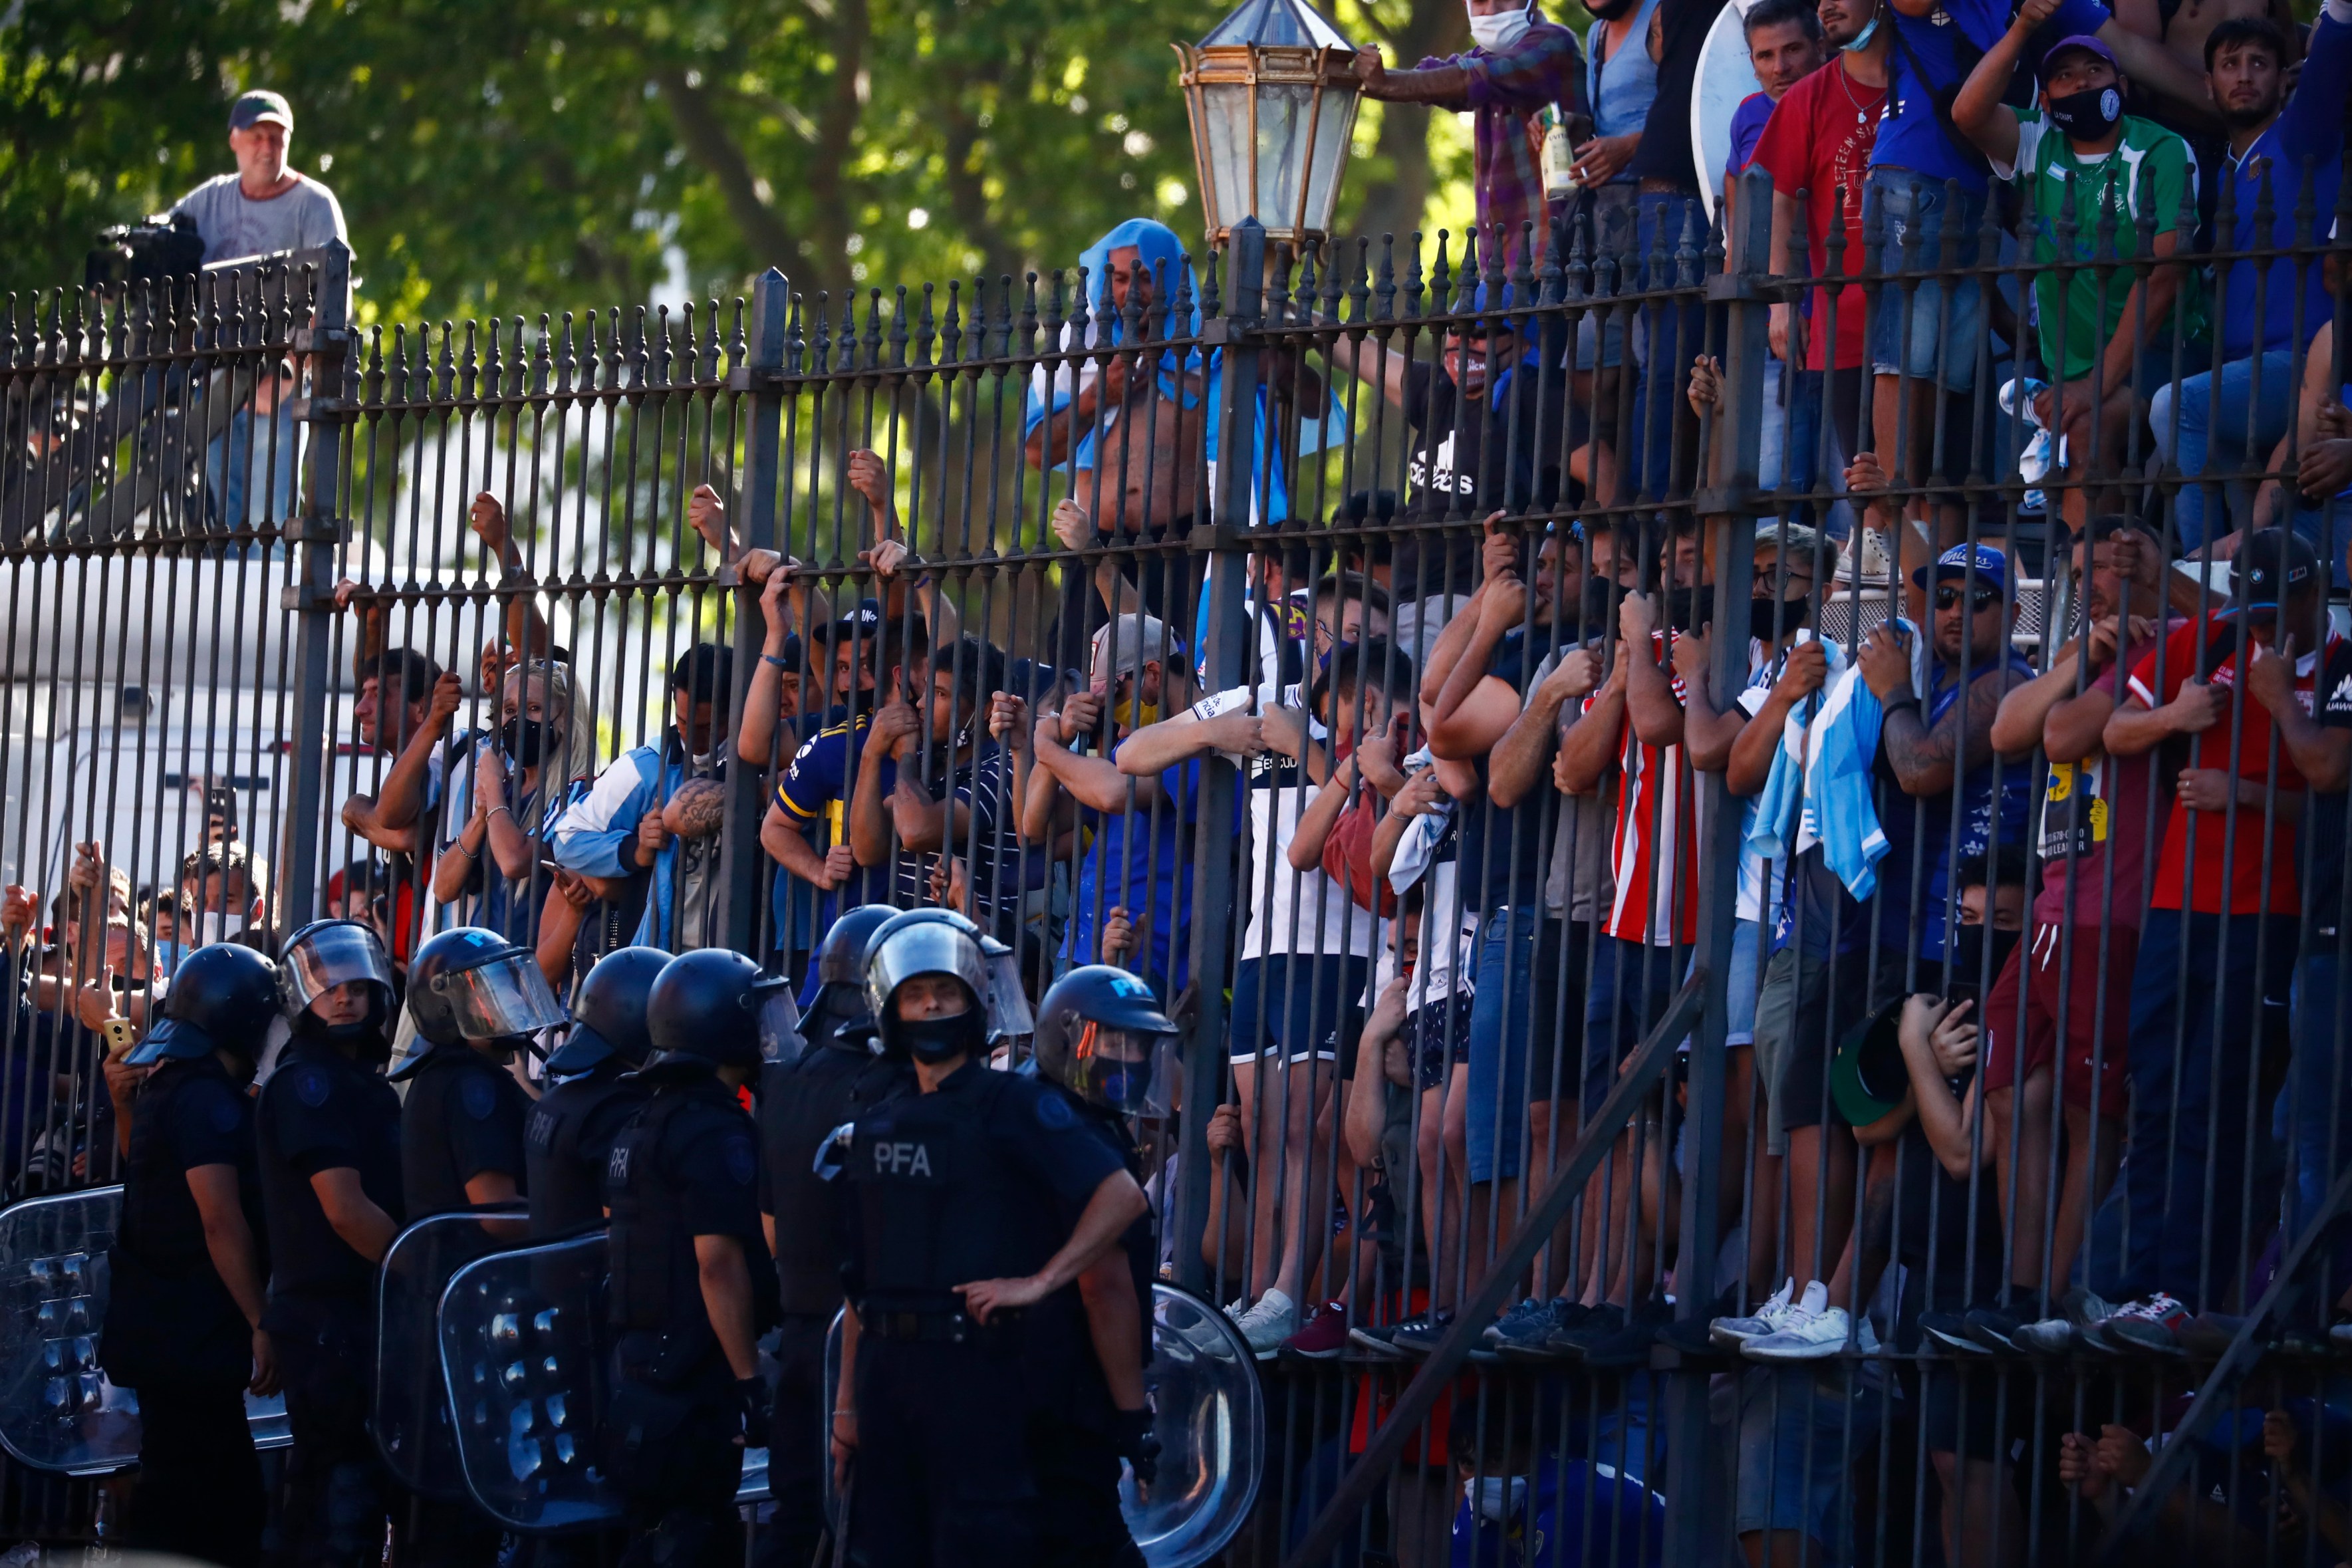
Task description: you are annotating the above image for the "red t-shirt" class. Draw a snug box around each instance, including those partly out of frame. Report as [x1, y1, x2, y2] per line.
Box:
[1591, 631, 1702, 947]
[1748, 59, 1885, 373]
[2030, 624, 2176, 932]
[2125, 614, 2349, 916]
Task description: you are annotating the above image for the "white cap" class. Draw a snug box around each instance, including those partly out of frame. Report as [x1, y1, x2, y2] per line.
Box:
[1089, 613, 1172, 684]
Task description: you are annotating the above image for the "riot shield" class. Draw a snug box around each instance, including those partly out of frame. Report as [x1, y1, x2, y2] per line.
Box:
[376, 1205, 528, 1499]
[0, 1186, 137, 1473]
[820, 1282, 1263, 1568]
[436, 1229, 775, 1533]
[0, 1185, 292, 1475]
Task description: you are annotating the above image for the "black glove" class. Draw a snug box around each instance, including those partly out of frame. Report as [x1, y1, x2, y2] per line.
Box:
[736, 1376, 773, 1450]
[1112, 1406, 1160, 1487]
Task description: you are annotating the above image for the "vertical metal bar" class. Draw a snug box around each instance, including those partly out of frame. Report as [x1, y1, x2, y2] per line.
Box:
[720, 269, 792, 955]
[1172, 217, 1263, 1296]
[277, 240, 352, 931]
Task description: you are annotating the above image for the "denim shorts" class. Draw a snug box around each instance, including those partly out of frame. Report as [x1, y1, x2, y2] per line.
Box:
[1570, 184, 1640, 372]
[1229, 953, 1370, 1068]
[1865, 167, 1984, 393]
[1726, 918, 1762, 1048]
[1464, 910, 1587, 1184]
[1732, 1364, 1879, 1553]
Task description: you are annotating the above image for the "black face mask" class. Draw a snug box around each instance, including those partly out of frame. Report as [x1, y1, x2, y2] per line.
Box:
[501, 718, 548, 767]
[1951, 925, 2022, 989]
[1571, 577, 1617, 636]
[1588, 0, 1639, 19]
[2044, 84, 2122, 141]
[1751, 594, 1814, 640]
[1664, 585, 1715, 634]
[896, 1009, 986, 1065]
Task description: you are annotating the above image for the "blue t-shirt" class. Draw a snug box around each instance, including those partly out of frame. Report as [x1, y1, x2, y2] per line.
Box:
[1873, 0, 2108, 190]
[1872, 653, 2033, 960]
[2216, 11, 2352, 358]
[1060, 743, 1228, 995]
[773, 711, 901, 930]
[1727, 90, 1775, 178]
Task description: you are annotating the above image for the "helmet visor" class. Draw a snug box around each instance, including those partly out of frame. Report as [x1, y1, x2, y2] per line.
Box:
[426, 950, 567, 1040]
[1067, 1023, 1177, 1116]
[758, 987, 807, 1064]
[279, 922, 393, 1016]
[983, 945, 1035, 1044]
[864, 923, 988, 1029]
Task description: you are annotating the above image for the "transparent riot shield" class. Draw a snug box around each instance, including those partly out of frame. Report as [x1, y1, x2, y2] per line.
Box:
[375, 1205, 528, 1499]
[819, 1282, 1262, 1568]
[436, 1230, 774, 1533]
[0, 1184, 295, 1475]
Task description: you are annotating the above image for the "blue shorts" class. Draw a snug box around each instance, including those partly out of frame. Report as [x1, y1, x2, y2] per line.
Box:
[1583, 934, 1685, 1116]
[1464, 911, 1587, 1184]
[1732, 1365, 1879, 1553]
[1865, 167, 1984, 393]
[1571, 184, 1640, 372]
[1228, 953, 1371, 1068]
[1727, 918, 1762, 1049]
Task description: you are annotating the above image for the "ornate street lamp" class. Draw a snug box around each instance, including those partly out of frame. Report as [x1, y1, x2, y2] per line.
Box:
[1174, 0, 1361, 251]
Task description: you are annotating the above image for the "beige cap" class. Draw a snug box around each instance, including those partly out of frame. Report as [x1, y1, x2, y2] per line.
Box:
[1089, 614, 1172, 684]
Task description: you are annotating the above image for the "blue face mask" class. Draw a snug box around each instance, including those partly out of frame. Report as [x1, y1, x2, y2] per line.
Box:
[151, 940, 186, 978]
[1843, 9, 1879, 50]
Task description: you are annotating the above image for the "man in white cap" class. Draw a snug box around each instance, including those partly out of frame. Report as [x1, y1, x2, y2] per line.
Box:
[172, 89, 348, 266]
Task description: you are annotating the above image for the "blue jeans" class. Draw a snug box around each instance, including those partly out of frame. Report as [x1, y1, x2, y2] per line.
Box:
[2119, 910, 2294, 1307]
[1633, 192, 1708, 500]
[1583, 934, 1684, 1120]
[1732, 1365, 1879, 1557]
[2289, 951, 2352, 1285]
[2149, 349, 2299, 553]
[1465, 910, 1584, 1184]
[1864, 168, 1985, 393]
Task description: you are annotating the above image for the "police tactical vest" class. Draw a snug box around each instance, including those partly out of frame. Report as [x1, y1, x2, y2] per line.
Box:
[401, 1046, 522, 1220]
[525, 1063, 642, 1238]
[106, 1059, 260, 1388]
[844, 1070, 1053, 1309]
[760, 1043, 904, 1316]
[604, 1079, 779, 1337]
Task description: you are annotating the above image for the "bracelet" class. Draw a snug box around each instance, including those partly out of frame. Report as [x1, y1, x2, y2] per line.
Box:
[455, 841, 479, 860]
[831, 1408, 856, 1420]
[1881, 694, 1920, 722]
[488, 805, 513, 822]
[763, 652, 794, 670]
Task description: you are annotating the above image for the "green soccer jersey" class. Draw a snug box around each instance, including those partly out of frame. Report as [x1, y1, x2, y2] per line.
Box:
[1993, 105, 2203, 382]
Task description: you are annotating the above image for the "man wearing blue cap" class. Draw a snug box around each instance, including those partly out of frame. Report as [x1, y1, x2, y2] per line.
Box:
[170, 89, 348, 267]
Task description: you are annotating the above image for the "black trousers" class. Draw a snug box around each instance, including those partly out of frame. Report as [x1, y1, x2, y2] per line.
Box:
[124, 1378, 265, 1567]
[397, 1492, 502, 1567]
[753, 1313, 831, 1568]
[847, 1336, 1038, 1568]
[1030, 1417, 1144, 1568]
[610, 1334, 743, 1568]
[271, 1295, 392, 1568]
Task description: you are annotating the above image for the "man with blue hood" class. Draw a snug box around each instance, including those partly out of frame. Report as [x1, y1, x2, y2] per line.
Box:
[100, 941, 283, 1567]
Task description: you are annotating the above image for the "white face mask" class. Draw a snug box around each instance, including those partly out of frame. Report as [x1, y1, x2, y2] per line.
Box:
[197, 910, 244, 948]
[1466, 1475, 1529, 1523]
[1467, 4, 1534, 50]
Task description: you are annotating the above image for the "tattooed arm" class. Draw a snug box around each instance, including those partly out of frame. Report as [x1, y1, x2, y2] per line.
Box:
[1877, 668, 2022, 799]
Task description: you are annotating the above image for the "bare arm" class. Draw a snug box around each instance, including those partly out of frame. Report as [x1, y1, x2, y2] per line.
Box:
[1490, 651, 1598, 808]
[2095, 17, 2223, 126]
[956, 1169, 1151, 1321]
[188, 1164, 268, 1333]
[847, 738, 898, 870]
[734, 570, 800, 769]
[1041, 733, 1165, 815]
[1323, 335, 1416, 410]
[1990, 642, 2088, 759]
[1557, 669, 1628, 796]
[1288, 755, 1359, 872]
[694, 1232, 761, 1380]
[1950, 19, 2027, 167]
[310, 1166, 399, 1265]
[534, 873, 592, 988]
[1075, 1252, 1147, 1411]
[1880, 670, 2017, 797]
[431, 807, 489, 906]
[761, 802, 845, 888]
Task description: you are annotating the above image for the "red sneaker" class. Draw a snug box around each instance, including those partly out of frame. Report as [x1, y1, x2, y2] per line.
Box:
[1281, 1301, 1351, 1359]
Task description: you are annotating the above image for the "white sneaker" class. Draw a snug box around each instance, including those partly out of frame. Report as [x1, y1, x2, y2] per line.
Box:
[1710, 1278, 1801, 1350]
[1743, 1297, 1881, 1363]
[1234, 1288, 1298, 1359]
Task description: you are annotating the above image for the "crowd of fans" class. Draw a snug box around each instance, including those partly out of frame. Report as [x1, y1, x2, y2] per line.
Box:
[6, 0, 2352, 1556]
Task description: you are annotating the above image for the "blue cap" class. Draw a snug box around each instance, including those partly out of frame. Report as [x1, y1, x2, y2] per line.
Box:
[1910, 543, 2011, 593]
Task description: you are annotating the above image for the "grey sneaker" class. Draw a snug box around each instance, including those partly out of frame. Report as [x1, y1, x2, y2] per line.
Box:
[2014, 1285, 2116, 1356]
[1709, 1278, 1800, 1351]
[1744, 1303, 1881, 1363]
[1232, 1288, 1298, 1360]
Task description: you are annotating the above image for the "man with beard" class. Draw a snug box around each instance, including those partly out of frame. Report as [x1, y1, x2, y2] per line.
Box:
[2150, 11, 2352, 552]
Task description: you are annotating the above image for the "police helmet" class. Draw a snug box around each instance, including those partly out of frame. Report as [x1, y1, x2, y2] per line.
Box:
[640, 948, 793, 1081]
[405, 926, 567, 1053]
[126, 942, 281, 1066]
[862, 908, 1033, 1063]
[543, 946, 670, 1075]
[818, 904, 899, 988]
[1032, 965, 1180, 1115]
[277, 918, 395, 1027]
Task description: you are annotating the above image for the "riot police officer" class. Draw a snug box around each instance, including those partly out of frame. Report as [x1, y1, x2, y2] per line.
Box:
[1027, 964, 1178, 1568]
[828, 910, 1149, 1568]
[604, 948, 786, 1566]
[755, 904, 901, 1568]
[527, 945, 667, 1238]
[255, 918, 405, 1568]
[100, 942, 281, 1568]
[394, 925, 565, 1563]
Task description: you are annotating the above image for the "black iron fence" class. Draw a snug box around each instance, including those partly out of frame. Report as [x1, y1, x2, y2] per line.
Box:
[0, 155, 2347, 1565]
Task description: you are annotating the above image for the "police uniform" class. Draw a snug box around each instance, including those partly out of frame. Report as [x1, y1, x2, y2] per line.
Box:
[1030, 1081, 1155, 1568]
[526, 1056, 646, 1237]
[257, 1035, 406, 1568]
[755, 1020, 906, 1567]
[840, 1058, 1125, 1568]
[400, 1044, 531, 1220]
[103, 1053, 270, 1566]
[604, 1071, 777, 1562]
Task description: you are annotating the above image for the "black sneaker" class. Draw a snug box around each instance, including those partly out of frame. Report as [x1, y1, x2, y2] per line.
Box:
[1496, 1300, 1588, 1362]
[1545, 1302, 1628, 1362]
[1654, 1313, 1729, 1360]
[1962, 1307, 2027, 1354]
[1581, 1297, 1674, 1370]
[1392, 1309, 1458, 1358]
[1482, 1298, 1549, 1349]
[1348, 1319, 1408, 1357]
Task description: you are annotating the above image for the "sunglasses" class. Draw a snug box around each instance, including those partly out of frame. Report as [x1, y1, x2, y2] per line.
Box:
[1934, 585, 2001, 612]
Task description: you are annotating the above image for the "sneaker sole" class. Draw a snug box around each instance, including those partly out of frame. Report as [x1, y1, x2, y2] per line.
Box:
[1742, 1340, 1846, 1363]
[1285, 1343, 1348, 1360]
[1922, 1324, 1986, 1355]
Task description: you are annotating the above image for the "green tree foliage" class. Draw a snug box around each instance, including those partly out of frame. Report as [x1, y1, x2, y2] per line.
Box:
[0, 0, 1539, 325]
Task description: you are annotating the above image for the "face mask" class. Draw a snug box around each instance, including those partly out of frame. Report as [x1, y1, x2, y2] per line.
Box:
[1752, 594, 1814, 640]
[501, 717, 548, 767]
[1589, 0, 1638, 19]
[197, 910, 243, 948]
[1571, 577, 1617, 634]
[1466, 5, 1533, 50]
[1951, 925, 2021, 989]
[1841, 9, 1879, 50]
[2044, 83, 2122, 140]
[151, 940, 186, 978]
[1466, 1475, 1529, 1523]
[1664, 585, 1715, 634]
[897, 1009, 986, 1065]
